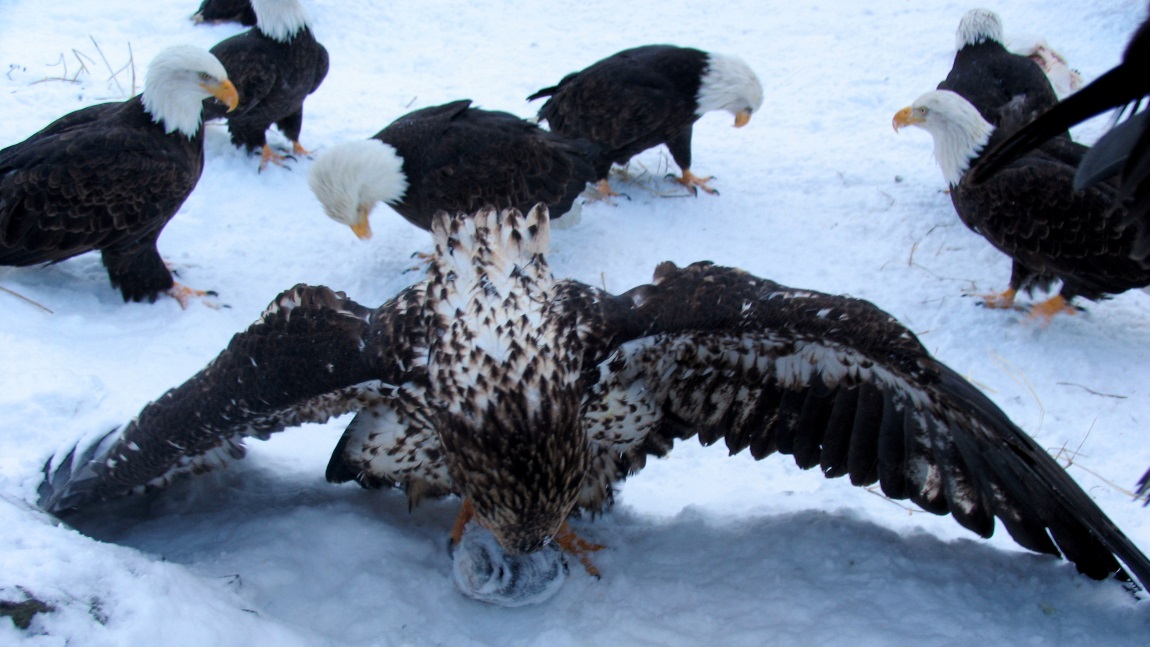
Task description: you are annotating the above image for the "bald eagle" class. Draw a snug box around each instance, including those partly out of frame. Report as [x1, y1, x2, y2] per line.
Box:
[527, 45, 763, 196]
[893, 90, 1148, 319]
[307, 100, 600, 239]
[0, 46, 238, 305]
[39, 205, 1150, 605]
[203, 0, 328, 170]
[938, 9, 1062, 128]
[192, 0, 256, 26]
[971, 12, 1150, 267]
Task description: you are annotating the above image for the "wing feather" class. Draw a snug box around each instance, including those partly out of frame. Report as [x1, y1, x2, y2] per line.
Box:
[584, 261, 1150, 586]
[39, 283, 426, 513]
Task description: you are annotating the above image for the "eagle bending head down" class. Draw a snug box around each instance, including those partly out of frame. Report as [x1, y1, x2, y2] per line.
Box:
[426, 206, 588, 555]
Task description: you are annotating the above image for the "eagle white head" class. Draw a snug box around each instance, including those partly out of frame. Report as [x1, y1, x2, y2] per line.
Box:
[892, 90, 993, 186]
[141, 45, 238, 138]
[956, 8, 1005, 49]
[308, 139, 409, 240]
[251, 0, 312, 42]
[696, 52, 764, 128]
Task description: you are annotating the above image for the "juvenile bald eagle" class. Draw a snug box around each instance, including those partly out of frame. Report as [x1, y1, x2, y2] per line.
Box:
[938, 9, 1062, 128]
[39, 205, 1150, 605]
[192, 0, 256, 26]
[308, 100, 600, 239]
[527, 45, 763, 196]
[972, 12, 1150, 266]
[894, 90, 1147, 319]
[203, 0, 328, 170]
[0, 46, 238, 305]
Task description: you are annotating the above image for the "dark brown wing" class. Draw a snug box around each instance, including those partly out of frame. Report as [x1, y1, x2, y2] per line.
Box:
[193, 0, 257, 26]
[377, 102, 599, 227]
[529, 46, 705, 172]
[39, 282, 429, 514]
[953, 154, 1146, 300]
[0, 98, 202, 301]
[583, 260, 1150, 587]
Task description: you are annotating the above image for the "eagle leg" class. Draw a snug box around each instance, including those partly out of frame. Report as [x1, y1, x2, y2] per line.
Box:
[291, 140, 315, 158]
[450, 498, 475, 546]
[554, 521, 605, 578]
[1028, 294, 1077, 321]
[168, 281, 220, 310]
[259, 144, 295, 172]
[671, 169, 719, 196]
[976, 287, 1017, 310]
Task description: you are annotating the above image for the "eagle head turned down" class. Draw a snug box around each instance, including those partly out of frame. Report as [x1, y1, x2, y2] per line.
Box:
[425, 205, 589, 556]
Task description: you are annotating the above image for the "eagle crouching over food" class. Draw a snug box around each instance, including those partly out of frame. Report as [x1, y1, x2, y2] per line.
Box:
[39, 205, 1150, 605]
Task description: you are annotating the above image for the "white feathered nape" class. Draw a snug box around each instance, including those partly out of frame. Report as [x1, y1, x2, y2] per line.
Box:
[141, 45, 230, 138]
[696, 52, 764, 119]
[899, 90, 993, 187]
[955, 8, 1005, 49]
[251, 0, 312, 42]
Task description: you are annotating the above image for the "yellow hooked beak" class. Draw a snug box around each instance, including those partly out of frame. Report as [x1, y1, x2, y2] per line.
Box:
[205, 79, 240, 112]
[351, 205, 373, 240]
[891, 106, 923, 132]
[734, 109, 752, 128]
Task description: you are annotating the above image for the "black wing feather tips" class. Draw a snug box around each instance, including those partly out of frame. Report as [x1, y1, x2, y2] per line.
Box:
[595, 260, 1150, 585]
[36, 207, 1150, 593]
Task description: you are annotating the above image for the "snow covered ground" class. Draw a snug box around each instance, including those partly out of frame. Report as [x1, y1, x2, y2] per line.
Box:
[2, 0, 1149, 644]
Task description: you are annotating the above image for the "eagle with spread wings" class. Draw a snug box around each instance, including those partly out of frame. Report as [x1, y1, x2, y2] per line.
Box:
[39, 205, 1150, 605]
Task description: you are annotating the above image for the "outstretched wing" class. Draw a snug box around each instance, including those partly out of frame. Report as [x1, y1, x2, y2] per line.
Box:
[39, 283, 428, 513]
[585, 261, 1150, 587]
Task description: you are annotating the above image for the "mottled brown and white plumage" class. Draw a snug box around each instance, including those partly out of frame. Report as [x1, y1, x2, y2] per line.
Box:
[39, 206, 1150, 601]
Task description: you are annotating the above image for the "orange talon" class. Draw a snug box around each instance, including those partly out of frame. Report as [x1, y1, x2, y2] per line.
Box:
[167, 282, 219, 310]
[978, 287, 1017, 310]
[674, 168, 718, 195]
[554, 521, 605, 577]
[292, 140, 313, 157]
[451, 498, 475, 546]
[1028, 295, 1077, 321]
[259, 144, 290, 171]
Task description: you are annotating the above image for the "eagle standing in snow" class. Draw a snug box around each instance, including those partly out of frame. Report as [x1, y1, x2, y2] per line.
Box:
[38, 205, 1150, 605]
[192, 0, 256, 26]
[893, 90, 1148, 319]
[527, 45, 763, 196]
[972, 11, 1150, 267]
[203, 0, 328, 170]
[307, 100, 600, 239]
[0, 46, 239, 305]
[938, 9, 1063, 128]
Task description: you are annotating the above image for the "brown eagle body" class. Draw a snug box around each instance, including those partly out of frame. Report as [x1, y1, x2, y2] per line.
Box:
[39, 206, 1150, 601]
[894, 90, 1148, 317]
[203, 0, 328, 166]
[0, 46, 238, 303]
[528, 45, 763, 194]
[308, 100, 600, 240]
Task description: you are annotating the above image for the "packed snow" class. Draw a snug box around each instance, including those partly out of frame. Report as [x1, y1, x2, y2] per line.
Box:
[2, 0, 1149, 644]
